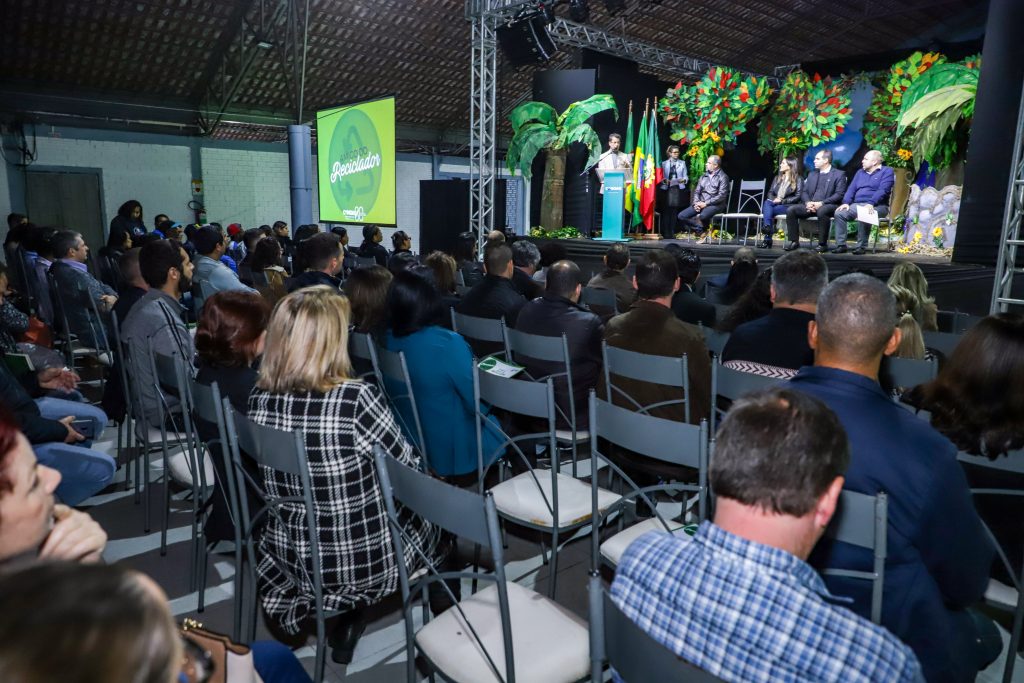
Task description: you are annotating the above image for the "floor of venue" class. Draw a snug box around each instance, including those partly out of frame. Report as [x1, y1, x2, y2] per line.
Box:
[82, 424, 1024, 682]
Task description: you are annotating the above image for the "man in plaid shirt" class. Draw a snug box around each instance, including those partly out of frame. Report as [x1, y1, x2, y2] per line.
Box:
[611, 388, 922, 683]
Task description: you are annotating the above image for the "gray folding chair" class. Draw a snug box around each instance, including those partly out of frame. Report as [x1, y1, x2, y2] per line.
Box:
[822, 490, 888, 624]
[956, 449, 1024, 683]
[373, 343, 428, 463]
[580, 286, 617, 317]
[698, 324, 730, 358]
[710, 362, 784, 432]
[936, 310, 982, 334]
[222, 400, 344, 683]
[505, 329, 587, 473]
[451, 310, 510, 359]
[375, 447, 590, 683]
[588, 393, 708, 569]
[922, 329, 963, 358]
[602, 342, 691, 423]
[885, 355, 938, 391]
[713, 179, 765, 245]
[474, 368, 619, 599]
[348, 330, 382, 384]
[588, 572, 722, 683]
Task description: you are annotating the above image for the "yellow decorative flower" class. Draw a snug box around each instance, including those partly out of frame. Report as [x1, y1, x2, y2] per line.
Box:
[789, 136, 799, 144]
[912, 231, 923, 243]
[776, 136, 787, 144]
[687, 147, 698, 157]
[897, 148, 913, 161]
[932, 227, 943, 237]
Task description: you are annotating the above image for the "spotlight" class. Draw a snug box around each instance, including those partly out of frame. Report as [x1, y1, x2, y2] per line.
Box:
[569, 0, 590, 22]
[602, 0, 626, 15]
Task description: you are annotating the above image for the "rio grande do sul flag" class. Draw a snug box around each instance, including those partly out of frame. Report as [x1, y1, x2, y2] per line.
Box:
[639, 112, 663, 231]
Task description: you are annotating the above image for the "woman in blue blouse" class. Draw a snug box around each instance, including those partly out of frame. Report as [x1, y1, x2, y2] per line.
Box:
[384, 268, 503, 477]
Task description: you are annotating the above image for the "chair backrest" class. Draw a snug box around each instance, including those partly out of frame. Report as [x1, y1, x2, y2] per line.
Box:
[699, 324, 729, 357]
[580, 286, 617, 315]
[354, 255, 377, 269]
[710, 362, 783, 432]
[589, 573, 722, 683]
[703, 281, 727, 306]
[886, 355, 938, 389]
[451, 310, 509, 355]
[374, 344, 428, 460]
[822, 490, 887, 624]
[602, 342, 690, 423]
[504, 329, 576, 432]
[732, 179, 767, 214]
[348, 331, 382, 384]
[922, 329, 963, 358]
[374, 447, 515, 683]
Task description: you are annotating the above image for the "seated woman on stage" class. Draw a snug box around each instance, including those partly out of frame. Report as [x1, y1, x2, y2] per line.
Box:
[758, 156, 803, 249]
[248, 285, 439, 664]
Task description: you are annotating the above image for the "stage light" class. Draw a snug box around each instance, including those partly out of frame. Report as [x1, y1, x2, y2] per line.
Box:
[569, 0, 590, 22]
[602, 0, 626, 15]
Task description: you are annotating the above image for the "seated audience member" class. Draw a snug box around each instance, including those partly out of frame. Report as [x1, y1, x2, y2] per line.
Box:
[831, 150, 895, 255]
[287, 232, 344, 293]
[603, 249, 710, 424]
[455, 243, 526, 354]
[387, 250, 418, 275]
[785, 148, 847, 252]
[195, 290, 270, 545]
[152, 214, 170, 237]
[533, 241, 568, 285]
[26, 225, 58, 325]
[110, 199, 147, 239]
[344, 265, 393, 335]
[192, 226, 256, 312]
[510, 240, 544, 300]
[887, 284, 926, 360]
[122, 240, 195, 427]
[887, 261, 938, 331]
[612, 388, 922, 682]
[452, 231, 484, 286]
[485, 229, 506, 250]
[226, 223, 247, 263]
[330, 225, 357, 275]
[789, 274, 995, 683]
[514, 260, 603, 430]
[358, 224, 389, 267]
[98, 224, 132, 289]
[272, 220, 294, 268]
[249, 286, 440, 663]
[237, 228, 265, 285]
[757, 156, 803, 249]
[706, 246, 758, 306]
[588, 242, 636, 313]
[292, 223, 320, 245]
[424, 250, 459, 302]
[112, 248, 149, 322]
[0, 264, 28, 354]
[722, 250, 826, 376]
[49, 230, 118, 348]
[250, 237, 288, 304]
[390, 229, 413, 258]
[669, 247, 715, 327]
[384, 270, 503, 476]
[677, 154, 730, 242]
[716, 267, 774, 333]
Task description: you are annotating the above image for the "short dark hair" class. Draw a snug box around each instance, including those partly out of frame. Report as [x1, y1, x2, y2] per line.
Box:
[391, 230, 410, 251]
[302, 232, 342, 272]
[511, 240, 541, 269]
[330, 225, 347, 240]
[484, 243, 513, 275]
[139, 239, 184, 289]
[816, 273, 897, 363]
[272, 220, 288, 232]
[486, 230, 506, 248]
[771, 250, 828, 305]
[815, 148, 833, 163]
[243, 228, 263, 251]
[546, 260, 582, 299]
[388, 269, 445, 337]
[23, 225, 56, 257]
[193, 226, 223, 256]
[294, 224, 320, 242]
[674, 247, 701, 286]
[634, 249, 678, 299]
[362, 224, 381, 242]
[6, 213, 25, 231]
[119, 247, 142, 282]
[454, 231, 477, 263]
[608, 133, 622, 142]
[604, 243, 630, 271]
[51, 230, 81, 259]
[196, 290, 270, 368]
[711, 388, 849, 516]
[538, 241, 568, 268]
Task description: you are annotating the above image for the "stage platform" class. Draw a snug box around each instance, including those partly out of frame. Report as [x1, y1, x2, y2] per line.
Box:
[525, 236, 996, 316]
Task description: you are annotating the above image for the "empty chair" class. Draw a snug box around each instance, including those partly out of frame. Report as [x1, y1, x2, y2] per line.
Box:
[712, 179, 764, 245]
[451, 309, 509, 359]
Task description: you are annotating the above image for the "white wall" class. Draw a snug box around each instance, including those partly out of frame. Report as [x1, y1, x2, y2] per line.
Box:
[201, 148, 321, 228]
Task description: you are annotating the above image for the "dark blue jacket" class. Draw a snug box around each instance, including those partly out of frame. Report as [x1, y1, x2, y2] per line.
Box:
[789, 366, 993, 683]
[843, 166, 895, 207]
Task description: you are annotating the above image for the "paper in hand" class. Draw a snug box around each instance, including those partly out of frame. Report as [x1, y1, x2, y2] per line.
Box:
[856, 205, 880, 226]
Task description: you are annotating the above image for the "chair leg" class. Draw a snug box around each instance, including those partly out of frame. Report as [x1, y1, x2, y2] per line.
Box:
[314, 613, 327, 683]
[143, 447, 152, 532]
[549, 531, 560, 599]
[160, 463, 171, 556]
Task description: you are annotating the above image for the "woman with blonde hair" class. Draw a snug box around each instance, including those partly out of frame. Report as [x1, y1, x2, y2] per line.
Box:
[758, 156, 803, 249]
[888, 284, 926, 360]
[887, 262, 938, 331]
[248, 285, 438, 664]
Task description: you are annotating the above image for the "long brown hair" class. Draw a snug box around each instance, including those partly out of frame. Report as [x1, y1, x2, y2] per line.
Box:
[777, 156, 799, 193]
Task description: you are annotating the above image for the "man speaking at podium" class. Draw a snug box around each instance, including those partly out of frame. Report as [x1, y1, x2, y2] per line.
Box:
[596, 133, 633, 237]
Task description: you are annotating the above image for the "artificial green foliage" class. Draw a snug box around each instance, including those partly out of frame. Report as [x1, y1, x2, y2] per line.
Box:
[862, 51, 945, 166]
[756, 71, 852, 159]
[505, 94, 616, 179]
[529, 225, 582, 239]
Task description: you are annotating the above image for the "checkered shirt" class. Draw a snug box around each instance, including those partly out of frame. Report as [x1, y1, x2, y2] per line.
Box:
[611, 523, 923, 683]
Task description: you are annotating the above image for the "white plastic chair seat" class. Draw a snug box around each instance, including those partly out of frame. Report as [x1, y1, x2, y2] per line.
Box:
[490, 471, 619, 528]
[600, 517, 690, 566]
[71, 346, 113, 366]
[166, 445, 216, 489]
[715, 212, 760, 219]
[416, 581, 590, 683]
[554, 429, 589, 444]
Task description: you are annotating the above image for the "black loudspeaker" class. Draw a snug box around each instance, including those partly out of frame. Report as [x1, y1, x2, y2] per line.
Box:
[497, 16, 558, 66]
[419, 179, 507, 256]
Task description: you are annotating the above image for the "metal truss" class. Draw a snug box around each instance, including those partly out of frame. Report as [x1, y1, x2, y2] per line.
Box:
[991, 81, 1024, 313]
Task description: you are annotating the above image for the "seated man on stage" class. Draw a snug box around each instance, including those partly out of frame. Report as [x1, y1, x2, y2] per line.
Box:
[831, 149, 894, 255]
[784, 149, 847, 253]
[677, 155, 729, 243]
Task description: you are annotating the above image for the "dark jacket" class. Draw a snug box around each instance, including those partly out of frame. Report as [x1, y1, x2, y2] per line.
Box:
[513, 294, 604, 429]
[113, 286, 148, 325]
[790, 366, 993, 683]
[110, 214, 147, 239]
[721, 307, 814, 373]
[511, 267, 544, 300]
[50, 259, 115, 347]
[766, 175, 803, 204]
[286, 270, 342, 293]
[692, 169, 730, 207]
[359, 241, 389, 267]
[671, 285, 716, 328]
[458, 260, 485, 287]
[587, 269, 636, 314]
[0, 363, 66, 444]
[602, 300, 711, 425]
[800, 168, 848, 205]
[454, 275, 526, 357]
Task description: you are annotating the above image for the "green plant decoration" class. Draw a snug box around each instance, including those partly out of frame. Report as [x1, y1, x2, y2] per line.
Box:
[659, 67, 771, 183]
[897, 57, 981, 170]
[756, 71, 853, 159]
[863, 51, 945, 167]
[506, 94, 617, 230]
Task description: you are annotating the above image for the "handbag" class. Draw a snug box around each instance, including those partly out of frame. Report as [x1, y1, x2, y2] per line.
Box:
[19, 316, 52, 348]
[180, 618, 264, 683]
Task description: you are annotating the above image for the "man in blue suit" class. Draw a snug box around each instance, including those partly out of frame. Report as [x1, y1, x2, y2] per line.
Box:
[788, 274, 996, 683]
[831, 149, 894, 255]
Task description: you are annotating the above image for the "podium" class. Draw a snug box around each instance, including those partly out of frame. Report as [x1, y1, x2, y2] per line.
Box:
[597, 170, 627, 241]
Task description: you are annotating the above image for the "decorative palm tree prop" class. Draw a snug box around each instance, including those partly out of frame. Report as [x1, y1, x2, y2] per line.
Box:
[506, 94, 617, 230]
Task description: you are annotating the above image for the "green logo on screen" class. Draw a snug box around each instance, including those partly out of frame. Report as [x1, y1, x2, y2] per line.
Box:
[328, 109, 382, 221]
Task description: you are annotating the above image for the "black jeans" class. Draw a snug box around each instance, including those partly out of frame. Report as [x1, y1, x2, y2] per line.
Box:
[785, 203, 839, 244]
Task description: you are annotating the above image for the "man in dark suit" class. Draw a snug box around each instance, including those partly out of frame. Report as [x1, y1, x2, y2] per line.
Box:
[784, 149, 848, 253]
[49, 230, 118, 348]
[510, 240, 544, 300]
[455, 243, 525, 356]
[587, 243, 636, 314]
[670, 247, 715, 328]
[677, 155, 730, 243]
